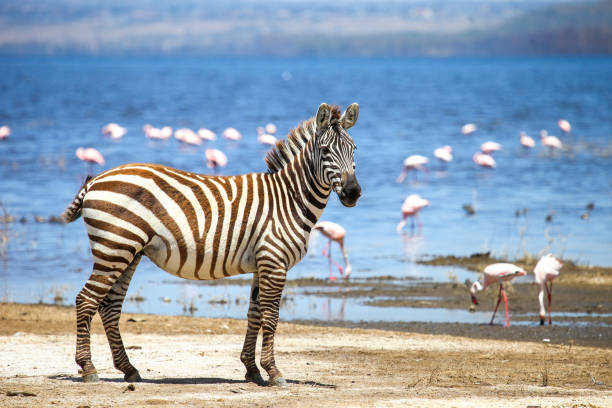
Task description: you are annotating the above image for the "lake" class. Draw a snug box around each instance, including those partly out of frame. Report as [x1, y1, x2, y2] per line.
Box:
[0, 56, 610, 324]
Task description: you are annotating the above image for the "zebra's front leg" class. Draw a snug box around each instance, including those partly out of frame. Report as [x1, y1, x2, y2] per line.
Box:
[258, 269, 287, 386]
[240, 274, 266, 386]
[98, 254, 142, 382]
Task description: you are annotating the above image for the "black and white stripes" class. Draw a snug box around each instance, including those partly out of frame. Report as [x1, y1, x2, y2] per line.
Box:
[62, 103, 361, 386]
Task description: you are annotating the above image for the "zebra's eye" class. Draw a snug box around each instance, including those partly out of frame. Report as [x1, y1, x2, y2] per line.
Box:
[320, 146, 330, 155]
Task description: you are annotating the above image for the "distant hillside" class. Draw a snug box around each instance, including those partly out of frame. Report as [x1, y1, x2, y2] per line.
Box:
[0, 0, 610, 56]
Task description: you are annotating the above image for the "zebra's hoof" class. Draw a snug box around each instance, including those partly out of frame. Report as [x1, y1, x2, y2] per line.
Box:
[269, 376, 287, 387]
[82, 372, 99, 383]
[245, 371, 266, 386]
[124, 370, 142, 383]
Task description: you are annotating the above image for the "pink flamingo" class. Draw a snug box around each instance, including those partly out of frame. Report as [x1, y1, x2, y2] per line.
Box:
[480, 141, 501, 154]
[0, 125, 10, 140]
[101, 123, 126, 139]
[534, 253, 562, 326]
[473, 152, 496, 168]
[396, 194, 429, 233]
[175, 128, 201, 145]
[144, 125, 172, 140]
[222, 127, 242, 141]
[520, 131, 535, 148]
[76, 147, 105, 174]
[256, 127, 277, 145]
[558, 119, 571, 134]
[265, 123, 277, 135]
[397, 155, 429, 183]
[197, 128, 216, 141]
[470, 263, 527, 327]
[205, 148, 227, 170]
[433, 145, 452, 165]
[461, 123, 477, 135]
[540, 130, 562, 151]
[313, 221, 351, 280]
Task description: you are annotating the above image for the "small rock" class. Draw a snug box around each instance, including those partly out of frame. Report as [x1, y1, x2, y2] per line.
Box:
[126, 345, 142, 350]
[468, 304, 476, 312]
[162, 297, 171, 303]
[123, 384, 136, 392]
[127, 317, 146, 323]
[6, 391, 37, 397]
[542, 338, 551, 343]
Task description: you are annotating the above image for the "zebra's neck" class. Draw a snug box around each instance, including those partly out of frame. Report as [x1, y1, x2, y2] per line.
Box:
[271, 142, 331, 233]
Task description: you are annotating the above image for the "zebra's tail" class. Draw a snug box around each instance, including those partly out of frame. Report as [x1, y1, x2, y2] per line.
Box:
[61, 175, 93, 223]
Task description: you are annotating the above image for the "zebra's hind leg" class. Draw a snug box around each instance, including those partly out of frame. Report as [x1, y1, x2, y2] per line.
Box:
[75, 255, 135, 382]
[98, 254, 142, 382]
[240, 274, 266, 386]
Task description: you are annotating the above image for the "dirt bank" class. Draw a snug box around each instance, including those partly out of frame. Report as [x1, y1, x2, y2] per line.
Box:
[0, 303, 610, 407]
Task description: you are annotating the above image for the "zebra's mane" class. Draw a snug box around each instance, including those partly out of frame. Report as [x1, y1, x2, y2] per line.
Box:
[265, 105, 342, 173]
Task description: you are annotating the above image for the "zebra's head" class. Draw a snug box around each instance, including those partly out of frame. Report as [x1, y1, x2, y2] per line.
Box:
[314, 103, 361, 208]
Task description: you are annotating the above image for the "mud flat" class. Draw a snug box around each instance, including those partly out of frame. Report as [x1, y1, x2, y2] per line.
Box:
[0, 303, 610, 408]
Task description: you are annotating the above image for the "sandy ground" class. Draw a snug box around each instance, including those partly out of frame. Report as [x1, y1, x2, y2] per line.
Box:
[0, 303, 610, 408]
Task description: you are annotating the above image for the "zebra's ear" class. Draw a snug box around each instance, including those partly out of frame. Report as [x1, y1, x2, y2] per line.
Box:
[316, 103, 331, 131]
[341, 103, 359, 130]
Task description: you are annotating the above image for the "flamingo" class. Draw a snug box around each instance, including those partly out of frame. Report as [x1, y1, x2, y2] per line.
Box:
[76, 147, 105, 174]
[480, 141, 501, 154]
[205, 148, 227, 170]
[558, 119, 571, 134]
[313, 221, 351, 280]
[540, 130, 562, 151]
[222, 127, 242, 141]
[160, 126, 173, 139]
[0, 125, 10, 140]
[470, 263, 527, 327]
[197, 128, 216, 141]
[396, 194, 429, 233]
[397, 155, 428, 183]
[520, 131, 535, 148]
[473, 152, 496, 168]
[433, 145, 452, 165]
[256, 126, 277, 145]
[265, 123, 277, 135]
[144, 125, 172, 140]
[461, 123, 477, 135]
[101, 123, 126, 139]
[175, 128, 201, 145]
[534, 253, 562, 326]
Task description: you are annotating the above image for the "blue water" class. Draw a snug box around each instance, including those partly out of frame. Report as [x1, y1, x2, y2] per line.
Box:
[0, 56, 611, 324]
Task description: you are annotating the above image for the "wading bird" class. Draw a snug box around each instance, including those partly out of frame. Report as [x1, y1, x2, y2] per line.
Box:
[175, 128, 201, 145]
[473, 152, 496, 168]
[534, 253, 562, 325]
[480, 141, 501, 154]
[222, 127, 242, 141]
[205, 148, 227, 170]
[397, 194, 429, 233]
[102, 123, 127, 139]
[520, 131, 535, 148]
[470, 263, 527, 327]
[0, 125, 10, 140]
[397, 155, 428, 183]
[433, 145, 452, 166]
[76, 147, 105, 166]
[461, 123, 477, 135]
[197, 128, 216, 141]
[540, 130, 562, 151]
[558, 119, 571, 134]
[313, 221, 351, 280]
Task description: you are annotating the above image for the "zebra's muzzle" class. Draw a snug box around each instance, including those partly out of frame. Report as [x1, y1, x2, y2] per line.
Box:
[338, 172, 361, 207]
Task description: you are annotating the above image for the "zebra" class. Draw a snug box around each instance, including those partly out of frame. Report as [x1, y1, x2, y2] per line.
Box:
[61, 103, 361, 387]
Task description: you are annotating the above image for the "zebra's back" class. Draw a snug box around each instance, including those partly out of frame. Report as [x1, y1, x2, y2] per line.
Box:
[82, 163, 269, 280]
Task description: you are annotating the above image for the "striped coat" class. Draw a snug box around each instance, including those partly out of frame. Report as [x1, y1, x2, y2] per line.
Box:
[62, 102, 361, 386]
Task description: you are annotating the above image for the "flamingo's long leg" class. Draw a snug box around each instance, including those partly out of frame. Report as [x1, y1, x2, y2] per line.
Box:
[490, 284, 503, 325]
[547, 281, 553, 325]
[501, 286, 509, 327]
